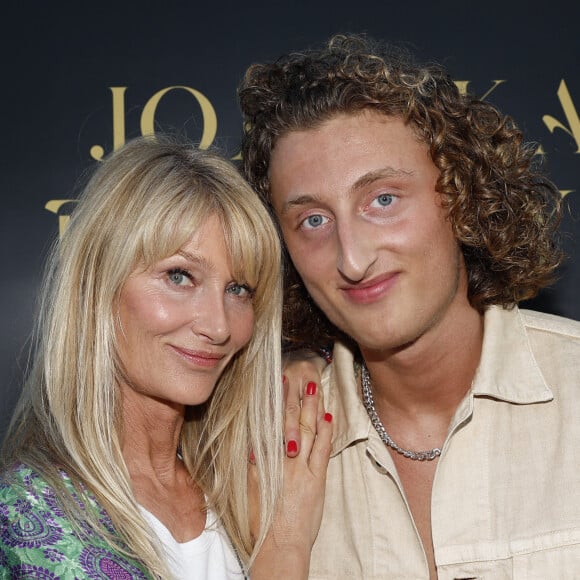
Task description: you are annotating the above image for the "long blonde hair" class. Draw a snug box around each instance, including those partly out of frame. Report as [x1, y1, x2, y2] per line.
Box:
[2, 136, 284, 577]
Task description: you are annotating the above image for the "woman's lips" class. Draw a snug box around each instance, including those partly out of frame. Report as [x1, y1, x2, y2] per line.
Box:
[341, 272, 399, 304]
[169, 345, 225, 368]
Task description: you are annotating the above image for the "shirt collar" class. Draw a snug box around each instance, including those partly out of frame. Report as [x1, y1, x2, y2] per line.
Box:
[471, 305, 553, 403]
[323, 305, 553, 456]
[322, 342, 370, 457]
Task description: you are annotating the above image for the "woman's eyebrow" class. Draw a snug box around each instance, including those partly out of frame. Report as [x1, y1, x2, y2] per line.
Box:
[176, 249, 213, 270]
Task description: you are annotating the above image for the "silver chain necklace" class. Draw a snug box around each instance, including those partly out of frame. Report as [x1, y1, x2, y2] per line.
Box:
[360, 362, 442, 461]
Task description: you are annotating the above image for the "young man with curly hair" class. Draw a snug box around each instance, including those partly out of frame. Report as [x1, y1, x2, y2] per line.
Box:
[239, 34, 580, 579]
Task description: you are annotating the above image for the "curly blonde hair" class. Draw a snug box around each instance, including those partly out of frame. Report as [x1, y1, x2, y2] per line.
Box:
[239, 33, 562, 346]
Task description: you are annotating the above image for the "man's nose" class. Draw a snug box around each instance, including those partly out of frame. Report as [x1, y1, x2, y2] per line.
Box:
[336, 219, 376, 283]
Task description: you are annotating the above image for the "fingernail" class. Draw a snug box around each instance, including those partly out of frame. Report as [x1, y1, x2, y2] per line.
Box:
[306, 381, 317, 396]
[249, 450, 256, 464]
[287, 440, 298, 454]
[282, 374, 287, 384]
[324, 412, 333, 423]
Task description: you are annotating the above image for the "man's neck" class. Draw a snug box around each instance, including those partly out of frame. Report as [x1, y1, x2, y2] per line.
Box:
[361, 303, 484, 422]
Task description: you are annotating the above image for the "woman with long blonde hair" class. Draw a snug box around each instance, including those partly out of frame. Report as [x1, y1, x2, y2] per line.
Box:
[0, 136, 331, 578]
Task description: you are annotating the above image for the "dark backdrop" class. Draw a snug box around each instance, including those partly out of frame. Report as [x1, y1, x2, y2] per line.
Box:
[1, 0, 578, 437]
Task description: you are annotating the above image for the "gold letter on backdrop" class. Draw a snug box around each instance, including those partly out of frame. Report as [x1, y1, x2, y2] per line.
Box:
[89, 86, 217, 160]
[90, 87, 128, 160]
[45, 200, 78, 236]
[454, 80, 506, 99]
[543, 80, 580, 153]
[141, 86, 217, 150]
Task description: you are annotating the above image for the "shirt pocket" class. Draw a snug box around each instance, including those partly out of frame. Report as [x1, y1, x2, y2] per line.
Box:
[512, 540, 580, 579]
[439, 531, 580, 580]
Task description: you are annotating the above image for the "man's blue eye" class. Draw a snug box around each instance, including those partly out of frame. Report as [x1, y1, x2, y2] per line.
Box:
[376, 194, 394, 206]
[303, 215, 328, 229]
[308, 216, 323, 227]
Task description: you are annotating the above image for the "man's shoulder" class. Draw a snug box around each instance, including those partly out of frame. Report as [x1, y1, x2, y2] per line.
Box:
[519, 308, 580, 342]
[516, 309, 580, 390]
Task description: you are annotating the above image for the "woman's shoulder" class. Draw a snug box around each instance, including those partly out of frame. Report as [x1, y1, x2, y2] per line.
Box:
[0, 462, 80, 517]
[0, 463, 152, 579]
[1, 461, 51, 493]
[0, 462, 52, 516]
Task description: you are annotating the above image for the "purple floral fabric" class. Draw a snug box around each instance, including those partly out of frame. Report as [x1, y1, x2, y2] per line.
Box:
[0, 464, 151, 579]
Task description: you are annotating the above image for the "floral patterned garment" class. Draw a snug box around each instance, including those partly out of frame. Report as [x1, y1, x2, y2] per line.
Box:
[0, 463, 152, 579]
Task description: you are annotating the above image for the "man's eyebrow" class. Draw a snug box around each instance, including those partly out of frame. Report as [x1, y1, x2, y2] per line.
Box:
[350, 167, 414, 193]
[280, 194, 321, 216]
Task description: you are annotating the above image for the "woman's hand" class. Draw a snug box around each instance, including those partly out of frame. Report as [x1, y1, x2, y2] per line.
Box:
[282, 350, 328, 458]
[250, 376, 332, 579]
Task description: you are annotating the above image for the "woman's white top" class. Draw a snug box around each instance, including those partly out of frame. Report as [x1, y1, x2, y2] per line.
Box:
[139, 506, 246, 579]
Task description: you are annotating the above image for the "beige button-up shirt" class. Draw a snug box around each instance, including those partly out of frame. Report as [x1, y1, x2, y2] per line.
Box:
[310, 306, 580, 579]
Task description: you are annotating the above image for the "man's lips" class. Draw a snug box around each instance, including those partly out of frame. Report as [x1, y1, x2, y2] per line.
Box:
[340, 272, 400, 304]
[169, 345, 225, 368]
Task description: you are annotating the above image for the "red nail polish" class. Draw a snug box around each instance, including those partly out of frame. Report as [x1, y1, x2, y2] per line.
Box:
[324, 412, 333, 423]
[306, 381, 316, 396]
[287, 440, 298, 454]
[282, 374, 287, 384]
[249, 450, 256, 464]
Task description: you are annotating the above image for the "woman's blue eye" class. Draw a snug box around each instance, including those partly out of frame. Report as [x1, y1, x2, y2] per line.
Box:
[375, 193, 394, 207]
[302, 214, 328, 229]
[227, 283, 253, 298]
[167, 269, 191, 286]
